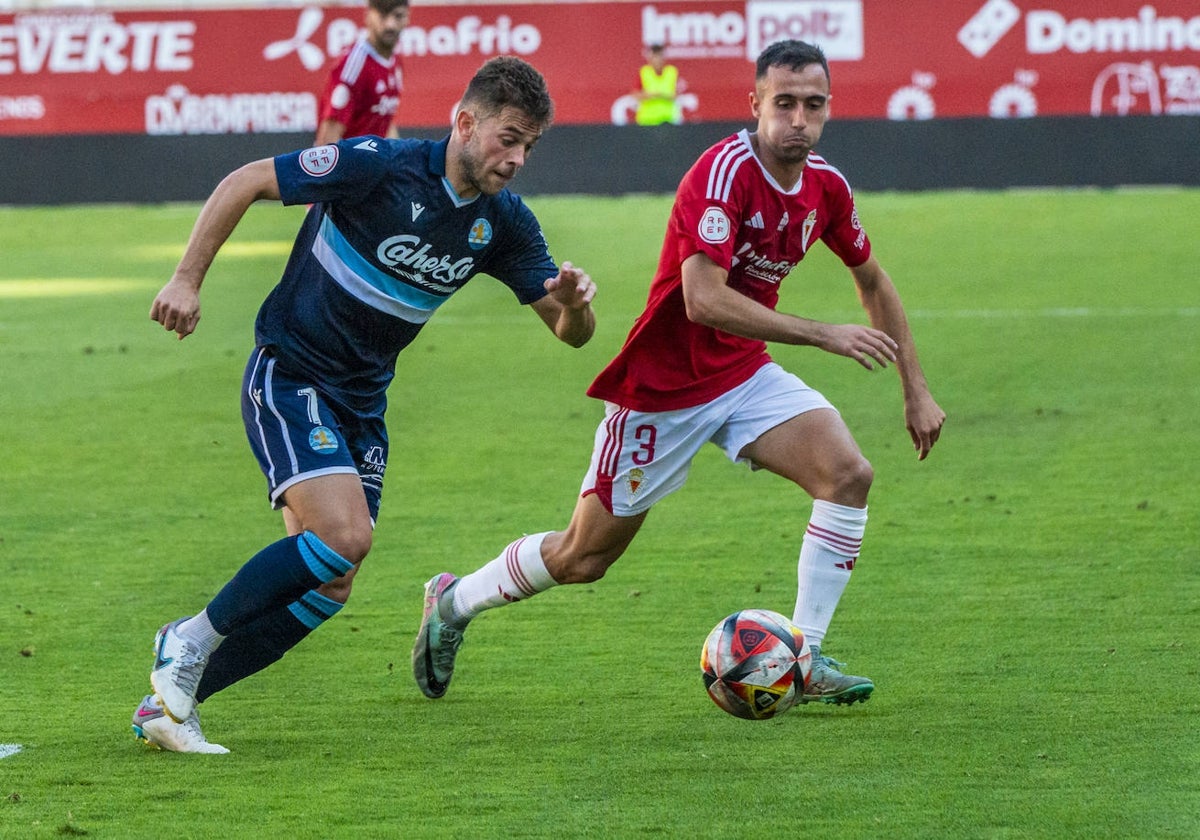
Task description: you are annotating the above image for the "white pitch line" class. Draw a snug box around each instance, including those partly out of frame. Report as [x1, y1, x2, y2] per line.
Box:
[0, 744, 22, 759]
[428, 306, 1199, 327]
[908, 307, 1199, 319]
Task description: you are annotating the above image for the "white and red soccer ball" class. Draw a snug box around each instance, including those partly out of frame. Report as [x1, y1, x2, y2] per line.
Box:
[701, 609, 811, 720]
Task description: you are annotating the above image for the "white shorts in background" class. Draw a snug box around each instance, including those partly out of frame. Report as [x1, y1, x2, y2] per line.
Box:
[580, 362, 836, 516]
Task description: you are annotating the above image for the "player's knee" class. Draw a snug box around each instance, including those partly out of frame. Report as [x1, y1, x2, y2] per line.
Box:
[831, 455, 874, 505]
[313, 524, 373, 566]
[317, 565, 359, 604]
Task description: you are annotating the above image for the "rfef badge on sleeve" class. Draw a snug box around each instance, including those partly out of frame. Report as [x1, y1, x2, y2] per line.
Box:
[300, 145, 339, 177]
[699, 207, 731, 244]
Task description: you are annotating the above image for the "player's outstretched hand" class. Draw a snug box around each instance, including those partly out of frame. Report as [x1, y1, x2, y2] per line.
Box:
[906, 392, 946, 461]
[150, 278, 202, 340]
[818, 323, 898, 371]
[544, 261, 596, 310]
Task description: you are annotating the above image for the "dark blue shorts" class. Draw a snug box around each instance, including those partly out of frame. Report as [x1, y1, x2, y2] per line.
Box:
[241, 347, 388, 522]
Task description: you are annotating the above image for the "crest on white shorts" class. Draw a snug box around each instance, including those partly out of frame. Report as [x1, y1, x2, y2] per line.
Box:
[626, 468, 646, 497]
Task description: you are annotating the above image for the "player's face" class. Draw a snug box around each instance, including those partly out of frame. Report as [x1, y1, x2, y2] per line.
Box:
[366, 6, 409, 54]
[457, 107, 544, 197]
[750, 63, 831, 166]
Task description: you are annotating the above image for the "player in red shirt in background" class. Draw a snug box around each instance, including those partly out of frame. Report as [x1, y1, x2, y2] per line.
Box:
[315, 0, 409, 144]
[413, 40, 946, 706]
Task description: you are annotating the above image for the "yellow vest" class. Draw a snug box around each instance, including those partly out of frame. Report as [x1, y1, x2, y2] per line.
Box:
[636, 64, 679, 125]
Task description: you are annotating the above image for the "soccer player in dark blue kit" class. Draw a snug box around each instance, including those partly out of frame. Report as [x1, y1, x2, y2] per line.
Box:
[132, 56, 597, 753]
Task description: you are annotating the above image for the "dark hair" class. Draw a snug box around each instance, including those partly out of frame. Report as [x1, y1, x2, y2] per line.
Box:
[460, 56, 554, 127]
[369, 0, 408, 13]
[368, 0, 408, 14]
[756, 40, 830, 83]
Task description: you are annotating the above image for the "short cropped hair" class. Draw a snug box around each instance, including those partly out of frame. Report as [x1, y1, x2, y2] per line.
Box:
[368, 0, 408, 15]
[756, 40, 830, 83]
[460, 56, 554, 128]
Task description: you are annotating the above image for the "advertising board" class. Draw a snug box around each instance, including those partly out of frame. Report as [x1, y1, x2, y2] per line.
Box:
[1, 0, 1197, 136]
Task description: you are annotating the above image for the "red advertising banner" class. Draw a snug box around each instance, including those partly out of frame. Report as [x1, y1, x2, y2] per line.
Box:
[2, 0, 1198, 136]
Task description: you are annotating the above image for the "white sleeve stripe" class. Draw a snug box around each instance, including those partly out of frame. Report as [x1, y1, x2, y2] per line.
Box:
[704, 141, 736, 200]
[340, 43, 368, 85]
[706, 141, 752, 203]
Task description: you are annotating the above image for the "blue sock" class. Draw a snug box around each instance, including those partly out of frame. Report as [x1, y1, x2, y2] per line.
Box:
[195, 590, 343, 703]
[205, 531, 352, 636]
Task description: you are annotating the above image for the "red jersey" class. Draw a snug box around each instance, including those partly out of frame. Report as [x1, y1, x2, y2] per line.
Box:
[318, 39, 403, 139]
[588, 129, 871, 412]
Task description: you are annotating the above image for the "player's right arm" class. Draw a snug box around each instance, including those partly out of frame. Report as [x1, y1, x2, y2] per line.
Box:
[150, 158, 281, 339]
[680, 252, 898, 370]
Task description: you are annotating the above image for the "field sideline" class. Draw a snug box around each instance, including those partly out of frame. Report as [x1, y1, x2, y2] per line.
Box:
[1, 188, 1197, 838]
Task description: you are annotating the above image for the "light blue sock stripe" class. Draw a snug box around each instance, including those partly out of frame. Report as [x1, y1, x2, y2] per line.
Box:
[287, 591, 344, 630]
[297, 531, 353, 583]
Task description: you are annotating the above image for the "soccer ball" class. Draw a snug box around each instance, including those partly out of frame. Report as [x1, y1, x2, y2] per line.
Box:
[700, 609, 811, 720]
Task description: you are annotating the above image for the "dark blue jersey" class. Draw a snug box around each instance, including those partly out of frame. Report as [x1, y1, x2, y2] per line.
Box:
[258, 136, 556, 408]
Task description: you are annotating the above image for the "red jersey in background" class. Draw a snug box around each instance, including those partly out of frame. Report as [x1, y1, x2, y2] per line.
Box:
[318, 38, 403, 139]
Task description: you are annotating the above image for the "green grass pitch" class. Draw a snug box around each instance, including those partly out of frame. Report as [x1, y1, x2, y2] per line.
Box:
[1, 188, 1197, 838]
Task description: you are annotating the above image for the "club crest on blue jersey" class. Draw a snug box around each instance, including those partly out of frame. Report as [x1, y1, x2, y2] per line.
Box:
[467, 218, 493, 250]
[309, 426, 339, 453]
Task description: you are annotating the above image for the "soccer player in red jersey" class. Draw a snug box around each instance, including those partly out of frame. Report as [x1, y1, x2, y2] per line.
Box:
[314, 0, 409, 144]
[414, 40, 946, 705]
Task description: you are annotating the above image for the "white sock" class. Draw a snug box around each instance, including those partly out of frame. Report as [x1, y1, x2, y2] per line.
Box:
[449, 532, 558, 625]
[177, 610, 225, 655]
[792, 500, 867, 650]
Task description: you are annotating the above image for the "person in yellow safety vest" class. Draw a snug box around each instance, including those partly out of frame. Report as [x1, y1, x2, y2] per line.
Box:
[634, 44, 683, 125]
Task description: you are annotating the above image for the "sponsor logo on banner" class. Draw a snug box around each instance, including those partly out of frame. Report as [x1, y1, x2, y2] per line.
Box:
[0, 96, 45, 121]
[145, 85, 317, 135]
[745, 1, 863, 60]
[262, 7, 542, 70]
[262, 7, 327, 71]
[888, 71, 938, 120]
[989, 71, 1039, 117]
[400, 16, 541, 55]
[1091, 60, 1200, 115]
[0, 12, 196, 74]
[1027, 6, 1200, 55]
[639, 1, 862, 61]
[960, 3, 1200, 58]
[640, 4, 746, 58]
[958, 0, 1021, 59]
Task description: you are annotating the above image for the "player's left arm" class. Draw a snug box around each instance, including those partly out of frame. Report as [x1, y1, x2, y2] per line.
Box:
[530, 261, 597, 348]
[850, 254, 946, 459]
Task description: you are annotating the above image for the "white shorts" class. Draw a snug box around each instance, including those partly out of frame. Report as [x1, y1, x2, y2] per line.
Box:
[580, 363, 836, 516]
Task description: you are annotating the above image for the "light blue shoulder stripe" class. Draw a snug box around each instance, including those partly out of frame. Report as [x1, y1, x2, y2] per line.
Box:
[312, 215, 447, 323]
